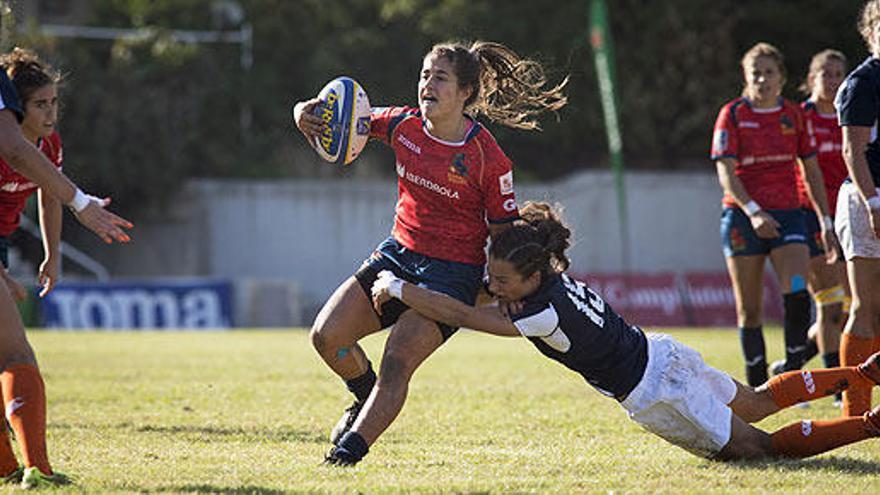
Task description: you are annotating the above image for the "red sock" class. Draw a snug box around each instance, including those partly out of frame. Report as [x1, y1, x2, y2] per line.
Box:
[767, 367, 870, 409]
[771, 416, 876, 458]
[1, 364, 51, 475]
[840, 333, 874, 416]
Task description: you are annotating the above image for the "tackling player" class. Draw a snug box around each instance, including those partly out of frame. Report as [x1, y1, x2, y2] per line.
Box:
[711, 42, 838, 387]
[0, 48, 66, 300]
[834, 0, 880, 417]
[0, 48, 133, 488]
[372, 201, 880, 461]
[770, 50, 850, 406]
[292, 40, 566, 466]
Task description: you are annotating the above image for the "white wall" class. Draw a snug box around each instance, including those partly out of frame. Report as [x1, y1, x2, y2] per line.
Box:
[95, 170, 727, 323]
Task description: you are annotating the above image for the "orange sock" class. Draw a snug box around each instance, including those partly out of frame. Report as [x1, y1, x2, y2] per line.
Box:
[1, 364, 51, 475]
[840, 333, 874, 416]
[0, 418, 17, 477]
[770, 416, 876, 458]
[767, 367, 870, 409]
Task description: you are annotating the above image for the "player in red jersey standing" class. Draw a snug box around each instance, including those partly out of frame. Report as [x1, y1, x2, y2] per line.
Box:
[293, 40, 566, 465]
[712, 43, 838, 388]
[0, 48, 132, 488]
[0, 48, 66, 301]
[770, 50, 849, 404]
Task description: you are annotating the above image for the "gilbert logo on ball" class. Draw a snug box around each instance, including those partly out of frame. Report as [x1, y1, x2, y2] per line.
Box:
[312, 76, 371, 165]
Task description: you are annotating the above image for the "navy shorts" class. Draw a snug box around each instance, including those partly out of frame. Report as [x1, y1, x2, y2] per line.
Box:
[720, 207, 807, 257]
[354, 237, 483, 341]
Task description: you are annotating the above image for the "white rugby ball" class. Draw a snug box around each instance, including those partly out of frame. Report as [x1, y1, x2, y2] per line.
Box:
[312, 76, 371, 165]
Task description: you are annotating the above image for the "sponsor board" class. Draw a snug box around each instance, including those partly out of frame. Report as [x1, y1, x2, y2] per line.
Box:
[571, 271, 783, 327]
[40, 280, 233, 329]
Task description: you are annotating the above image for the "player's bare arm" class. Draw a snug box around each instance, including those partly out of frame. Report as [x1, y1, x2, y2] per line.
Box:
[0, 110, 133, 244]
[715, 158, 780, 238]
[372, 270, 520, 337]
[797, 155, 840, 261]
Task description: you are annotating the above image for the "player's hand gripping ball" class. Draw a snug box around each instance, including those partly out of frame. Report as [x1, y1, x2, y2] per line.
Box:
[312, 76, 371, 165]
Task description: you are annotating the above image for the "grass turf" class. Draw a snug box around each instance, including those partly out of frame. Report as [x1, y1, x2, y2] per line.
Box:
[8, 327, 879, 493]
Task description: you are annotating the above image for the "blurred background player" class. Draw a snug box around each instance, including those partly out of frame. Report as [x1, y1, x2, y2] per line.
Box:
[711, 42, 838, 387]
[770, 50, 850, 405]
[835, 0, 880, 417]
[372, 201, 880, 461]
[292, 40, 566, 465]
[0, 48, 65, 301]
[0, 47, 133, 488]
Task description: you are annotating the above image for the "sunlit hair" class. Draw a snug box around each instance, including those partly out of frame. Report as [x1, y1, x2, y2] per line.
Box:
[860, 0, 880, 55]
[740, 42, 786, 97]
[799, 49, 847, 96]
[0, 47, 61, 101]
[427, 41, 567, 130]
[489, 201, 571, 279]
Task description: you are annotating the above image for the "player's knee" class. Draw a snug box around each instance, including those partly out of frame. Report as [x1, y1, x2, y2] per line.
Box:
[377, 351, 414, 387]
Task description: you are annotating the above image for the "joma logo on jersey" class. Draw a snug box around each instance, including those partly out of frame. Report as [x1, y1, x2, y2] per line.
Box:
[397, 134, 421, 155]
[0, 181, 36, 193]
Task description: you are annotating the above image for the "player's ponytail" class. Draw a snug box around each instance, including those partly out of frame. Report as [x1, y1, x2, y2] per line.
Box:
[0, 47, 61, 101]
[490, 201, 571, 279]
[428, 41, 567, 130]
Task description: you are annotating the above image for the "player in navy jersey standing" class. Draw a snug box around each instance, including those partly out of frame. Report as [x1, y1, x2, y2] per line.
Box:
[372, 201, 880, 460]
[0, 49, 132, 488]
[292, 41, 566, 465]
[711, 42, 838, 387]
[834, 0, 880, 417]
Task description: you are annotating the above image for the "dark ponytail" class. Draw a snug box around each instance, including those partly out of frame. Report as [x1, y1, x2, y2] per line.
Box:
[0, 47, 60, 101]
[489, 201, 571, 278]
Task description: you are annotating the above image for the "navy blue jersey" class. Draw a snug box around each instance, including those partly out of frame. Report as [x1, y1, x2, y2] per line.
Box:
[836, 56, 880, 187]
[0, 71, 23, 122]
[510, 273, 648, 399]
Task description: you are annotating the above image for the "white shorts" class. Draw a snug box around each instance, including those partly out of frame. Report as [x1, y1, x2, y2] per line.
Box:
[835, 182, 880, 260]
[620, 334, 737, 458]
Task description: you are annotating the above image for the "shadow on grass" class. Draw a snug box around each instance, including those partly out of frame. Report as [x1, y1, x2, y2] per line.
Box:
[724, 455, 880, 475]
[52, 421, 326, 444]
[147, 484, 288, 494]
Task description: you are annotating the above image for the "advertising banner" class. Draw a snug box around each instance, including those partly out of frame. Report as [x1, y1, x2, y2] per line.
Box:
[40, 280, 234, 329]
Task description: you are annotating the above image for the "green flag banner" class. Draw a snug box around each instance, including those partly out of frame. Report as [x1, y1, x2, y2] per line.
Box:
[590, 0, 630, 270]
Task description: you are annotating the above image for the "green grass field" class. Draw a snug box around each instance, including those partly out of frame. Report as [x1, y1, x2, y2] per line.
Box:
[7, 327, 880, 493]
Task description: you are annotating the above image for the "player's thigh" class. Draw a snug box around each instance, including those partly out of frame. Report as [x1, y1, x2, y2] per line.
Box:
[0, 280, 35, 369]
[725, 255, 766, 312]
[380, 309, 444, 376]
[768, 242, 810, 293]
[807, 254, 841, 294]
[312, 276, 382, 347]
[716, 413, 772, 460]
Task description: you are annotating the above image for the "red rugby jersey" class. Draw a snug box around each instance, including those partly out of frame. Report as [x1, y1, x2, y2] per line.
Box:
[795, 101, 846, 213]
[0, 131, 63, 236]
[710, 97, 816, 210]
[370, 106, 518, 265]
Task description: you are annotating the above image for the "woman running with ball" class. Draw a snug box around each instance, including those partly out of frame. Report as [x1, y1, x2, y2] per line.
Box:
[293, 40, 566, 465]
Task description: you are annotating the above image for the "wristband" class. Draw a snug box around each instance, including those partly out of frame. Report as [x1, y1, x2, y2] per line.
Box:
[868, 196, 880, 211]
[388, 278, 404, 300]
[822, 215, 834, 230]
[743, 200, 762, 216]
[68, 188, 90, 213]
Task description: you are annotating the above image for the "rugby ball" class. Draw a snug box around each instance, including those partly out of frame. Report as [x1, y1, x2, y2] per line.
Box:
[312, 76, 371, 165]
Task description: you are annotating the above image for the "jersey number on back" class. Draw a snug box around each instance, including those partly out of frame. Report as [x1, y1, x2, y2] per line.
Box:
[561, 274, 605, 328]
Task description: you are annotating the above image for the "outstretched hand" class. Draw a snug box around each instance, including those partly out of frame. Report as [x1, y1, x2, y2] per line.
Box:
[73, 197, 133, 244]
